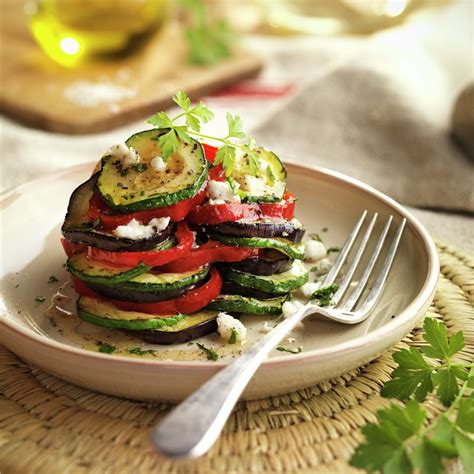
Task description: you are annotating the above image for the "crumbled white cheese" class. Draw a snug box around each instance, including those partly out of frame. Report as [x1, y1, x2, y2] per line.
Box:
[282, 300, 305, 319]
[313, 258, 333, 275]
[113, 217, 170, 240]
[242, 175, 266, 196]
[150, 156, 166, 172]
[291, 218, 303, 229]
[207, 180, 241, 205]
[304, 240, 327, 262]
[216, 312, 247, 344]
[105, 143, 140, 166]
[260, 321, 273, 334]
[300, 281, 321, 298]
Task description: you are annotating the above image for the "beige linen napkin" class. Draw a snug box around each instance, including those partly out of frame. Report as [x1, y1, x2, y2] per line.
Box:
[253, 44, 474, 213]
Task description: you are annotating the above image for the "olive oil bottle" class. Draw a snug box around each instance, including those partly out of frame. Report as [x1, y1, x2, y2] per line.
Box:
[26, 0, 169, 67]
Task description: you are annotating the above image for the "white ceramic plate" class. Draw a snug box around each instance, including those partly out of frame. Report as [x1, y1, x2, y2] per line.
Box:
[0, 162, 438, 402]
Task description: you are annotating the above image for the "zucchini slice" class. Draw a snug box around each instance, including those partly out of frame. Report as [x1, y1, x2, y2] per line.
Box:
[231, 147, 286, 203]
[209, 233, 305, 260]
[226, 260, 309, 295]
[207, 294, 287, 315]
[68, 251, 151, 285]
[97, 129, 208, 212]
[68, 251, 208, 292]
[77, 296, 185, 330]
[78, 297, 218, 337]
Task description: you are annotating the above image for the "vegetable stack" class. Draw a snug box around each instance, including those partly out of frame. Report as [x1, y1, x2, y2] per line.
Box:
[61, 92, 309, 345]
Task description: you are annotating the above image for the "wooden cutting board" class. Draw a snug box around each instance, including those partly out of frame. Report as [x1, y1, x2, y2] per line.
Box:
[0, 3, 263, 134]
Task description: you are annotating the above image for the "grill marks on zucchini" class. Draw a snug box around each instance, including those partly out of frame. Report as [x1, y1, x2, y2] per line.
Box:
[97, 130, 208, 212]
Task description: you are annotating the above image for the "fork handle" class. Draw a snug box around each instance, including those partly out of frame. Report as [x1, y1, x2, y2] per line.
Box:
[150, 306, 313, 459]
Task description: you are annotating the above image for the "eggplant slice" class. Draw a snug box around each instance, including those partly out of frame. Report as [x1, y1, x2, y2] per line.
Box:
[122, 318, 218, 345]
[229, 250, 293, 276]
[205, 218, 305, 242]
[85, 281, 199, 303]
[221, 281, 280, 300]
[62, 174, 174, 251]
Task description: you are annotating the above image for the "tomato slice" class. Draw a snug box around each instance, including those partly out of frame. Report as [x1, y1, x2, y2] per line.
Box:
[72, 267, 223, 315]
[87, 222, 194, 267]
[187, 192, 296, 225]
[202, 143, 225, 181]
[61, 238, 86, 258]
[88, 188, 207, 231]
[159, 240, 259, 273]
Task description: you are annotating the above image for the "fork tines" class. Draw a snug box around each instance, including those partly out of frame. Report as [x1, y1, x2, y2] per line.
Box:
[321, 210, 406, 319]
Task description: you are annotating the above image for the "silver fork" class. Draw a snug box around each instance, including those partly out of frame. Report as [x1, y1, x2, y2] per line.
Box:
[150, 210, 406, 459]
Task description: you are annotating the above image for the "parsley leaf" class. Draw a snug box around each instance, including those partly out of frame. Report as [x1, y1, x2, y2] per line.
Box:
[228, 328, 237, 344]
[47, 275, 58, 284]
[350, 401, 424, 473]
[158, 129, 180, 160]
[197, 343, 218, 361]
[128, 347, 155, 356]
[310, 283, 338, 306]
[214, 145, 236, 177]
[277, 346, 302, 354]
[35, 296, 46, 303]
[454, 430, 474, 471]
[433, 367, 460, 406]
[381, 347, 434, 401]
[421, 318, 451, 359]
[412, 439, 444, 474]
[98, 343, 116, 354]
[456, 396, 474, 433]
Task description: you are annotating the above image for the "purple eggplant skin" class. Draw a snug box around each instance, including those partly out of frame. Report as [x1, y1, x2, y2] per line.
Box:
[222, 281, 282, 300]
[122, 319, 218, 345]
[205, 220, 305, 242]
[61, 174, 174, 251]
[63, 222, 174, 252]
[84, 281, 196, 303]
[229, 251, 293, 276]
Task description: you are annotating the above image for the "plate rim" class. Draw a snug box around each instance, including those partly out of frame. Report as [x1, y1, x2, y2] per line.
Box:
[0, 161, 439, 369]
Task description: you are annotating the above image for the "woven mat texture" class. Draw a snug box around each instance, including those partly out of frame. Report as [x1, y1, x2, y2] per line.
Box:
[1, 242, 473, 474]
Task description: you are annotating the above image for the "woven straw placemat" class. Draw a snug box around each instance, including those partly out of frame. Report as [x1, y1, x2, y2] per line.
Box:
[1, 242, 473, 474]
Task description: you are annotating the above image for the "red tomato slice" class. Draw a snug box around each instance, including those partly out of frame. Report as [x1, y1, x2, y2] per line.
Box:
[159, 240, 259, 273]
[87, 222, 194, 267]
[72, 267, 223, 315]
[187, 192, 296, 225]
[61, 238, 86, 258]
[88, 188, 206, 231]
[202, 143, 225, 181]
[202, 143, 218, 163]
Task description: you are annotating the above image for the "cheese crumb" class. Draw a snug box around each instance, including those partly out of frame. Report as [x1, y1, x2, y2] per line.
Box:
[106, 143, 140, 166]
[260, 321, 273, 334]
[151, 156, 166, 172]
[207, 180, 241, 205]
[216, 312, 247, 344]
[300, 281, 321, 298]
[304, 240, 327, 262]
[282, 300, 305, 319]
[313, 258, 333, 276]
[113, 217, 170, 240]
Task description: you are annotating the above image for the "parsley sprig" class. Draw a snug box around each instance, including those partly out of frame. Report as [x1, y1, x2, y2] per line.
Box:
[147, 91, 260, 178]
[180, 0, 234, 65]
[350, 318, 474, 473]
